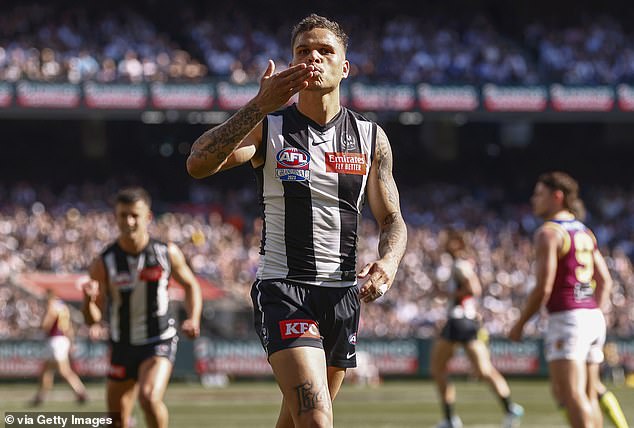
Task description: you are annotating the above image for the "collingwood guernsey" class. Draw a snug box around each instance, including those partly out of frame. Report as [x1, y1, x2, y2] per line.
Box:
[101, 239, 176, 345]
[255, 104, 376, 287]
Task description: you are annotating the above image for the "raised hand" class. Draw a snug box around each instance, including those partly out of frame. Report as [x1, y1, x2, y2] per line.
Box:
[253, 60, 314, 114]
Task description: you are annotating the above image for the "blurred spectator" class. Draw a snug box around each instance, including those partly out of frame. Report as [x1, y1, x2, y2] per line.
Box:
[2, 2, 634, 84]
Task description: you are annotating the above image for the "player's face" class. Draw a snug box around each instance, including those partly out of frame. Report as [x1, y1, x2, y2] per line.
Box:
[115, 200, 151, 238]
[531, 182, 556, 219]
[291, 28, 349, 91]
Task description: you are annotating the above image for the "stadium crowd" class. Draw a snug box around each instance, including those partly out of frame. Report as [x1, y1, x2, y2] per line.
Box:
[2, 2, 634, 85]
[0, 181, 633, 340]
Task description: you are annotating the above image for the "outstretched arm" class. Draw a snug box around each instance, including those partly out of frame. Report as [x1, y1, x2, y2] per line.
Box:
[168, 243, 202, 339]
[358, 125, 407, 303]
[187, 61, 314, 178]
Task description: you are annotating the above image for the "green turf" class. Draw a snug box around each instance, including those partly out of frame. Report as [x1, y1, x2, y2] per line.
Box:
[1, 380, 632, 427]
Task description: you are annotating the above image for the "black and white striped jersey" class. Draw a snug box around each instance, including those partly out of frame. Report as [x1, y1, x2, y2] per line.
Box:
[101, 239, 176, 345]
[255, 104, 377, 287]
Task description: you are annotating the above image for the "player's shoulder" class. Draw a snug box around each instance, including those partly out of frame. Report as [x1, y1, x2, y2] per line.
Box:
[453, 258, 474, 279]
[269, 104, 295, 118]
[149, 237, 169, 248]
[345, 107, 376, 125]
[534, 222, 566, 250]
[539, 220, 566, 237]
[99, 240, 119, 257]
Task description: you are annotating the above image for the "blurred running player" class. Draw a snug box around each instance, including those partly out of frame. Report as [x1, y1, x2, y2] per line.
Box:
[31, 289, 87, 406]
[82, 187, 202, 428]
[431, 231, 523, 428]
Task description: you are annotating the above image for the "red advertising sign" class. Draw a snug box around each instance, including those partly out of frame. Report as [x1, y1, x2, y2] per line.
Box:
[151, 83, 214, 109]
[216, 83, 259, 110]
[194, 339, 273, 376]
[0, 83, 12, 107]
[448, 341, 540, 375]
[483, 84, 548, 111]
[16, 82, 80, 108]
[350, 83, 416, 111]
[0, 341, 109, 377]
[418, 84, 479, 111]
[358, 340, 419, 375]
[550, 85, 614, 111]
[617, 84, 634, 111]
[84, 83, 147, 109]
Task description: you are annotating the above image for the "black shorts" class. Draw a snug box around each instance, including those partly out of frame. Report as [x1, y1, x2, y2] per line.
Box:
[108, 336, 178, 381]
[251, 279, 360, 368]
[440, 318, 479, 343]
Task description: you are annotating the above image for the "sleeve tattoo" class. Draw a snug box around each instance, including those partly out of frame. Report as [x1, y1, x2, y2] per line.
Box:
[375, 126, 407, 261]
[189, 102, 264, 168]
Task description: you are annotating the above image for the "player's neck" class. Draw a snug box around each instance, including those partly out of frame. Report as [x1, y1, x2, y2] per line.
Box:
[547, 210, 575, 221]
[297, 90, 341, 125]
[118, 233, 150, 254]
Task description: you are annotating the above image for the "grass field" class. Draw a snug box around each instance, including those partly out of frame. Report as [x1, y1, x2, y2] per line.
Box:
[1, 380, 632, 427]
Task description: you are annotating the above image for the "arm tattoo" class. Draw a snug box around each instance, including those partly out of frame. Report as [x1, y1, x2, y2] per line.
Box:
[375, 127, 407, 263]
[294, 381, 331, 415]
[189, 102, 264, 169]
[379, 212, 407, 261]
[376, 128, 399, 208]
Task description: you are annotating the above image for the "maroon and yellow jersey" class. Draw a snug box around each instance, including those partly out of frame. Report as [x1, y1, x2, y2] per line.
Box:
[544, 219, 599, 313]
[48, 300, 70, 337]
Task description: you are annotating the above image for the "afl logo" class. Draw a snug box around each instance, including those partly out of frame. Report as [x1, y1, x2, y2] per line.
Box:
[275, 147, 311, 181]
[348, 333, 357, 345]
[276, 147, 310, 167]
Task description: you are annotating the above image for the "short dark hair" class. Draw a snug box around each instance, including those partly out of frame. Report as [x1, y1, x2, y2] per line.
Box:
[291, 14, 348, 52]
[115, 187, 152, 208]
[537, 171, 586, 220]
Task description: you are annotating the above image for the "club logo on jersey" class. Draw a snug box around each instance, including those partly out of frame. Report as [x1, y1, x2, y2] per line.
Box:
[342, 134, 356, 151]
[279, 319, 320, 340]
[348, 332, 357, 345]
[275, 148, 311, 181]
[139, 265, 164, 282]
[325, 152, 367, 175]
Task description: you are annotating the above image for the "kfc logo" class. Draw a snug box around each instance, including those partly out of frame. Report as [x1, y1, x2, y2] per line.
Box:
[279, 319, 321, 340]
[108, 364, 126, 379]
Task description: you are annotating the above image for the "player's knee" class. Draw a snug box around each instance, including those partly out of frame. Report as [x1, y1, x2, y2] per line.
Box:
[58, 364, 73, 378]
[296, 410, 332, 428]
[138, 386, 163, 410]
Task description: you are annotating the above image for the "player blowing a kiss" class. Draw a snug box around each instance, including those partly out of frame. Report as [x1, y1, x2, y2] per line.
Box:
[187, 13, 407, 428]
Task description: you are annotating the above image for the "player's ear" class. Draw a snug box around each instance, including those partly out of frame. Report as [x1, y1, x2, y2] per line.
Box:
[342, 59, 350, 79]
